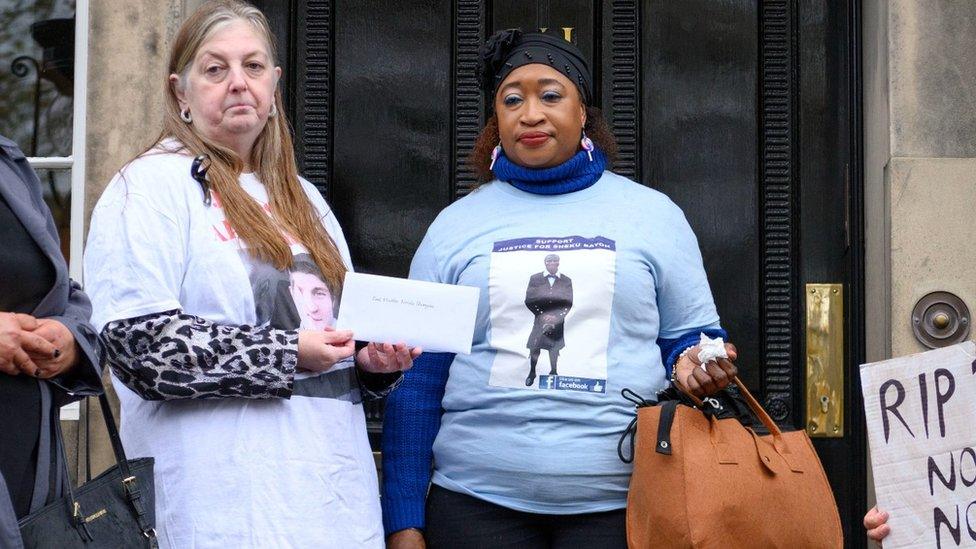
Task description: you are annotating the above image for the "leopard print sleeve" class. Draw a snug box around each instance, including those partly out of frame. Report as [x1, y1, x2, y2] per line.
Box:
[100, 309, 298, 401]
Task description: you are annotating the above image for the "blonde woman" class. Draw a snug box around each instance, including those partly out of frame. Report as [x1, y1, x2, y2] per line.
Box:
[84, 1, 417, 546]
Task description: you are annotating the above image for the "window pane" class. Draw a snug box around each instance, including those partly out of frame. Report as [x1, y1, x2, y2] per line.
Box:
[0, 0, 76, 157]
[33, 167, 72, 263]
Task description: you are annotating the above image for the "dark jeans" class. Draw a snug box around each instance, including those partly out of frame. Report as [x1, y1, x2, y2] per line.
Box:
[425, 484, 627, 549]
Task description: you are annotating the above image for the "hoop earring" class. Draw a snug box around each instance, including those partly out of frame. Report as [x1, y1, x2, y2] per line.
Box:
[269, 104, 278, 118]
[581, 131, 595, 162]
[489, 144, 502, 171]
[180, 108, 192, 123]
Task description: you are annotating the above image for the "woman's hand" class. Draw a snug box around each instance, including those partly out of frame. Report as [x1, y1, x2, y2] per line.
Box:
[864, 506, 889, 545]
[297, 328, 356, 372]
[673, 342, 738, 397]
[387, 528, 426, 549]
[0, 313, 59, 376]
[356, 342, 421, 374]
[27, 319, 79, 378]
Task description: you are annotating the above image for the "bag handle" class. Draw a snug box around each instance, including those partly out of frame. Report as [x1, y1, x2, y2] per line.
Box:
[673, 374, 783, 437]
[96, 393, 131, 475]
[33, 388, 133, 495]
[726, 376, 782, 437]
[94, 393, 158, 545]
[674, 373, 807, 470]
[53, 416, 95, 542]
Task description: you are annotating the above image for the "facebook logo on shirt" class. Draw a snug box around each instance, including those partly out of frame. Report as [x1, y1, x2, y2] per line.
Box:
[538, 375, 607, 394]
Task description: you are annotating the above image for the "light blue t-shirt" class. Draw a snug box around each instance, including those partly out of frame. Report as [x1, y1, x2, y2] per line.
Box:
[410, 171, 721, 514]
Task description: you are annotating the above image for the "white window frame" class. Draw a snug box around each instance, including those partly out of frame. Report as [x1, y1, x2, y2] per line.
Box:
[25, 0, 89, 420]
[25, 0, 89, 282]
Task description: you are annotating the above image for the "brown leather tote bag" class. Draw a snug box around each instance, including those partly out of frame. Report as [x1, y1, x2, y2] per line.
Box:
[621, 376, 842, 548]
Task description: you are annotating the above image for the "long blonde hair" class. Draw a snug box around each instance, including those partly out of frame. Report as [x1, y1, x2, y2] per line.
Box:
[146, 0, 345, 294]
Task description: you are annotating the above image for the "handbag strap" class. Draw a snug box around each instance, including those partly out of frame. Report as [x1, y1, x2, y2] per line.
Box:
[617, 416, 638, 463]
[53, 417, 95, 542]
[84, 397, 92, 482]
[95, 393, 158, 546]
[727, 376, 783, 437]
[30, 386, 133, 513]
[616, 395, 679, 463]
[673, 373, 784, 438]
[29, 384, 84, 527]
[96, 393, 131, 476]
[654, 400, 678, 455]
[617, 389, 655, 464]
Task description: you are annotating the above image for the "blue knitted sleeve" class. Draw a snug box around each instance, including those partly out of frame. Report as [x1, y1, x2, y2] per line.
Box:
[658, 327, 728, 380]
[381, 351, 454, 535]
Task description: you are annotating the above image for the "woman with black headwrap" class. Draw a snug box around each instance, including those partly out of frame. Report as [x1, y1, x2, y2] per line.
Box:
[381, 30, 739, 548]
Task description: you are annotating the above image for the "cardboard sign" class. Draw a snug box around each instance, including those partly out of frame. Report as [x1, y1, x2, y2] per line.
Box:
[861, 341, 976, 549]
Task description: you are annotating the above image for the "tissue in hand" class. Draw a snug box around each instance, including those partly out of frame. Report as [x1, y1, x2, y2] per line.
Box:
[696, 333, 728, 365]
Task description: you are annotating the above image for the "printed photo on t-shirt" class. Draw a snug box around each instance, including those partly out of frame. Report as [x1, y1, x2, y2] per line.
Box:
[289, 255, 336, 330]
[249, 253, 338, 332]
[208, 190, 357, 401]
[488, 236, 616, 393]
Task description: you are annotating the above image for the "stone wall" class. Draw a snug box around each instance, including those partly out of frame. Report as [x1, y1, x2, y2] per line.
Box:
[865, 0, 976, 361]
[66, 0, 201, 480]
[863, 0, 976, 508]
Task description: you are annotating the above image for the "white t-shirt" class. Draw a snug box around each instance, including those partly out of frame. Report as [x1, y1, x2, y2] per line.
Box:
[84, 148, 382, 548]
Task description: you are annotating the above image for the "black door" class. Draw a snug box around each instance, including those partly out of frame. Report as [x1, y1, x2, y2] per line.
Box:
[258, 1, 865, 545]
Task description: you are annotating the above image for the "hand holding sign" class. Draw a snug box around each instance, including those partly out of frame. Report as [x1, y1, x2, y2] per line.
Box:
[864, 506, 891, 543]
[861, 341, 976, 549]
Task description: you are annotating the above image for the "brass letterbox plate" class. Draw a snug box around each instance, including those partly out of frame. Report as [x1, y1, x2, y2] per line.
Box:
[806, 283, 844, 437]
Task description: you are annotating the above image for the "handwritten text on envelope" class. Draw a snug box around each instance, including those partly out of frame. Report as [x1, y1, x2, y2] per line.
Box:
[336, 272, 479, 354]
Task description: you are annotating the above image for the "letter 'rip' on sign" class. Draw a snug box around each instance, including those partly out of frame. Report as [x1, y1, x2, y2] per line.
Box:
[862, 341, 976, 549]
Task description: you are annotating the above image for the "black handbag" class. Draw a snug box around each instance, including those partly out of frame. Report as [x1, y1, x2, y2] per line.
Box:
[18, 392, 158, 548]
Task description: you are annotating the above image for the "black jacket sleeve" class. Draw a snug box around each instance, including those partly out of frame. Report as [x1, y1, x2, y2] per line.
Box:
[47, 278, 103, 403]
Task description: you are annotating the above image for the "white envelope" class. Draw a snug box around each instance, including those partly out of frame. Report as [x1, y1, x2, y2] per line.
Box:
[336, 272, 479, 354]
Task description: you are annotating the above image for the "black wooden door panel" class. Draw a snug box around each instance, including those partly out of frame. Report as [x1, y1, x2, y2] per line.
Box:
[332, 0, 454, 276]
[798, 1, 865, 545]
[641, 0, 761, 392]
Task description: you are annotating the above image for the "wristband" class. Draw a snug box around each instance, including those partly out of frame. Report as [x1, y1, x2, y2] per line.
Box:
[670, 346, 695, 383]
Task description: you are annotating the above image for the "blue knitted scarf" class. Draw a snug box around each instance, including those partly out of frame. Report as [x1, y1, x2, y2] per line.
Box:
[492, 148, 607, 195]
